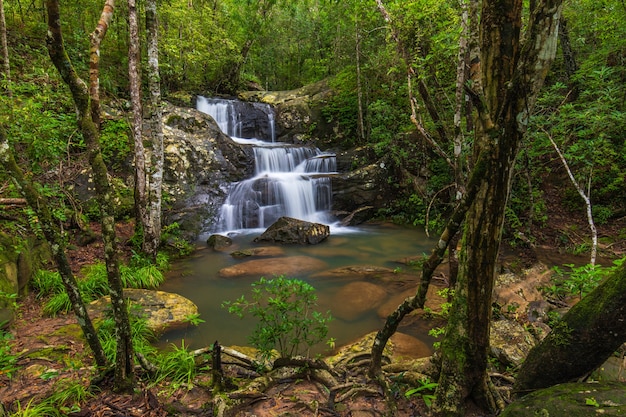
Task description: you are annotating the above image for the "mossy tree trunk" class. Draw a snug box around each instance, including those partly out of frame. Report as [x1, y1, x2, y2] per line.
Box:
[514, 261, 626, 393]
[432, 1, 563, 415]
[0, 129, 108, 368]
[46, 0, 135, 393]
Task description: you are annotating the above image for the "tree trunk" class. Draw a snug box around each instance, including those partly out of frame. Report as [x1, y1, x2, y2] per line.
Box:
[0, 129, 108, 368]
[514, 261, 626, 393]
[432, 1, 563, 415]
[368, 152, 489, 377]
[127, 0, 148, 253]
[0, 0, 10, 96]
[144, 0, 164, 259]
[514, 262, 626, 395]
[46, 0, 135, 393]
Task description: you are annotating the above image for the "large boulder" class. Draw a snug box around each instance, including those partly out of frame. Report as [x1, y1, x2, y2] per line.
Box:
[489, 319, 538, 368]
[501, 381, 626, 416]
[253, 217, 330, 245]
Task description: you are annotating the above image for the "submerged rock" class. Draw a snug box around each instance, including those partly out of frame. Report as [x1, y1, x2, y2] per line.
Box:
[218, 256, 327, 278]
[253, 217, 330, 245]
[331, 281, 388, 321]
[230, 246, 285, 258]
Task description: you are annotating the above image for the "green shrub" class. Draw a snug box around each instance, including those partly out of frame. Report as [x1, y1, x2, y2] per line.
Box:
[223, 276, 333, 361]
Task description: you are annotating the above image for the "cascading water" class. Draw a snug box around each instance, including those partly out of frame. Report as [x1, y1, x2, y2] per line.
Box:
[197, 96, 337, 233]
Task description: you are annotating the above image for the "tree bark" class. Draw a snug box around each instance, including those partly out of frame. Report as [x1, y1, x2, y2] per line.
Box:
[432, 1, 563, 415]
[46, 0, 135, 393]
[0, 129, 108, 368]
[144, 0, 164, 259]
[127, 0, 148, 254]
[514, 260, 626, 393]
[368, 149, 489, 377]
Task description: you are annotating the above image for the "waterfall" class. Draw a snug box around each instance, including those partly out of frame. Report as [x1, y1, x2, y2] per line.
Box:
[197, 96, 336, 233]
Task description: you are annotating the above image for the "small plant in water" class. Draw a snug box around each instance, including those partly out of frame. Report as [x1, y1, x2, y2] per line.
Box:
[222, 275, 333, 361]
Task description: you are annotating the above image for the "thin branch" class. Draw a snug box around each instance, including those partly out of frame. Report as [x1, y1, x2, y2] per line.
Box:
[545, 129, 597, 265]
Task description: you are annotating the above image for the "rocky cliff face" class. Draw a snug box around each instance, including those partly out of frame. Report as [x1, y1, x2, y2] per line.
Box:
[71, 84, 414, 240]
[160, 104, 253, 240]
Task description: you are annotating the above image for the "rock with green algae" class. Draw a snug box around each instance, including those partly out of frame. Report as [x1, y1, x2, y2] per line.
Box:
[88, 288, 198, 335]
[501, 381, 626, 416]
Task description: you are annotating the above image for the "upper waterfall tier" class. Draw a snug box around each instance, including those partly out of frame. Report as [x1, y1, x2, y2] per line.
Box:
[196, 96, 276, 142]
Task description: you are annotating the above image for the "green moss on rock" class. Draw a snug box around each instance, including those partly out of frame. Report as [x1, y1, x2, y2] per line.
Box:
[502, 382, 626, 416]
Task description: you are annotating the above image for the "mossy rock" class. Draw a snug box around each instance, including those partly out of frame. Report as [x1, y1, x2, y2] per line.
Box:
[88, 289, 199, 335]
[501, 381, 626, 416]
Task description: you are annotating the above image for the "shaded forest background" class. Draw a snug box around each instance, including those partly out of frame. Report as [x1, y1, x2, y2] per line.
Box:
[1, 0, 625, 247]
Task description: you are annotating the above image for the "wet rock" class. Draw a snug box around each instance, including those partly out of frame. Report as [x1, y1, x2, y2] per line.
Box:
[501, 381, 626, 416]
[218, 256, 327, 278]
[376, 285, 448, 318]
[253, 217, 330, 245]
[89, 289, 198, 335]
[230, 247, 285, 258]
[489, 319, 537, 368]
[311, 265, 395, 280]
[207, 234, 233, 251]
[331, 281, 387, 321]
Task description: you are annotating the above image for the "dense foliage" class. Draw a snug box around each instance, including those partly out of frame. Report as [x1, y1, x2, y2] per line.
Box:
[0, 0, 625, 248]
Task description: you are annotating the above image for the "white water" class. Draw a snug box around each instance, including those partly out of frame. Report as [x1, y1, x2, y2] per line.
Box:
[197, 96, 337, 233]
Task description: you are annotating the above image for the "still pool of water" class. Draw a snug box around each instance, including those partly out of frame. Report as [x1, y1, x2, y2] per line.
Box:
[158, 223, 438, 356]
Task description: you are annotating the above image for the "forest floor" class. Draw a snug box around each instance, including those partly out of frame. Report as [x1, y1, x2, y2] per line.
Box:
[1, 183, 625, 416]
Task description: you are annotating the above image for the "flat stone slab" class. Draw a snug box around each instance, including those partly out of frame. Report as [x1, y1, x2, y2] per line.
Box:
[230, 246, 286, 258]
[218, 256, 328, 278]
[89, 288, 198, 335]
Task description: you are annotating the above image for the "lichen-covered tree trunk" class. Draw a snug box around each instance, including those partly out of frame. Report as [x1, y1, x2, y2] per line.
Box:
[127, 0, 148, 251]
[432, 1, 563, 415]
[144, 0, 164, 259]
[514, 261, 626, 393]
[46, 0, 135, 393]
[0, 129, 108, 368]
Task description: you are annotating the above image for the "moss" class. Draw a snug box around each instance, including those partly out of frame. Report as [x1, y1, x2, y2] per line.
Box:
[501, 382, 626, 416]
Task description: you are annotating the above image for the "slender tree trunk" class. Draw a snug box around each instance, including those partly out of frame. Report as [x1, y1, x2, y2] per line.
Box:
[144, 0, 164, 259]
[547, 133, 597, 265]
[46, 0, 135, 393]
[515, 260, 626, 393]
[127, 0, 148, 251]
[368, 147, 490, 377]
[0, 0, 10, 97]
[374, 0, 454, 170]
[453, 0, 469, 199]
[432, 1, 563, 415]
[355, 12, 365, 143]
[0, 129, 108, 367]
